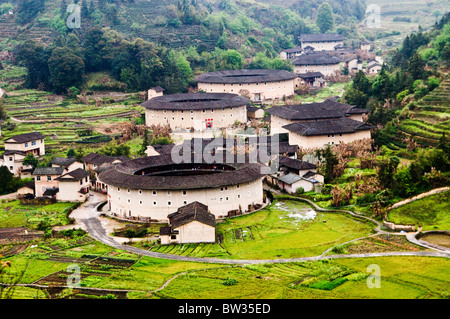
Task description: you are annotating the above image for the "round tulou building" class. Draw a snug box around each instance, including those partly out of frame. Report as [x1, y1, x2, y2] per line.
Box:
[142, 92, 250, 131]
[194, 69, 297, 103]
[98, 154, 266, 221]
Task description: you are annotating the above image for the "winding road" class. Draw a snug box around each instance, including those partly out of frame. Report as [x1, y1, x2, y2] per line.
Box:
[70, 192, 450, 265]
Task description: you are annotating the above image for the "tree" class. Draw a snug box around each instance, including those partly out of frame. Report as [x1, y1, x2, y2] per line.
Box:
[48, 47, 85, 93]
[22, 153, 38, 170]
[139, 128, 149, 156]
[376, 157, 399, 189]
[318, 145, 339, 183]
[67, 149, 76, 158]
[316, 3, 334, 33]
[408, 52, 425, 81]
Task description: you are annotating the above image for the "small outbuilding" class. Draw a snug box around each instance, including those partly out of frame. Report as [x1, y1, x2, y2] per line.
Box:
[159, 202, 216, 245]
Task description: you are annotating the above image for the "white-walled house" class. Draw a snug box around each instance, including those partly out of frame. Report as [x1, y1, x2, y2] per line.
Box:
[268, 99, 369, 135]
[4, 132, 45, 156]
[283, 117, 373, 149]
[55, 168, 90, 202]
[292, 53, 342, 76]
[298, 34, 345, 51]
[0, 132, 45, 177]
[148, 86, 165, 100]
[159, 201, 216, 245]
[195, 69, 297, 104]
[32, 167, 64, 198]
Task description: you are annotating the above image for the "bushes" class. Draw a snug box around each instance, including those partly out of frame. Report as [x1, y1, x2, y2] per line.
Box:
[223, 277, 238, 286]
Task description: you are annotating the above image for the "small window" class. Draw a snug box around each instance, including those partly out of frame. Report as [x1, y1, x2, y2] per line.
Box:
[138, 190, 142, 195]
[167, 191, 171, 196]
[220, 198, 223, 202]
[139, 200, 143, 205]
[171, 235, 177, 239]
[118, 187, 121, 192]
[152, 191, 157, 195]
[238, 194, 240, 199]
[127, 189, 130, 193]
[182, 190, 187, 196]
[168, 201, 172, 206]
[47, 176, 51, 182]
[25, 143, 28, 147]
[153, 201, 157, 206]
[36, 176, 41, 181]
[183, 200, 187, 205]
[127, 199, 131, 203]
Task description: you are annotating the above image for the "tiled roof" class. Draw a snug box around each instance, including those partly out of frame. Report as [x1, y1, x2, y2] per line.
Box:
[279, 156, 317, 171]
[194, 69, 297, 84]
[98, 154, 266, 191]
[296, 72, 324, 79]
[141, 93, 250, 111]
[82, 153, 126, 166]
[292, 53, 342, 66]
[32, 167, 64, 176]
[299, 33, 345, 42]
[267, 99, 367, 121]
[55, 168, 90, 182]
[51, 157, 77, 167]
[5, 132, 44, 144]
[282, 117, 373, 136]
[171, 201, 216, 228]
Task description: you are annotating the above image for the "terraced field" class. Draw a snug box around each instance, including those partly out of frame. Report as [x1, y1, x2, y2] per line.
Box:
[396, 76, 450, 148]
[0, 89, 144, 152]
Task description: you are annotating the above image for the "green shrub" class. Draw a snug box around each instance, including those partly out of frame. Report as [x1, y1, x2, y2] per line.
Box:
[223, 278, 239, 286]
[296, 187, 305, 194]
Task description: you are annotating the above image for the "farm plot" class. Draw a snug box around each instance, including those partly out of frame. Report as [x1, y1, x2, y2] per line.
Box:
[0, 89, 144, 151]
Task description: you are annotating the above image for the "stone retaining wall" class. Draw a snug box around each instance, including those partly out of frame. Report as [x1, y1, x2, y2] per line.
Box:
[383, 221, 416, 232]
[383, 187, 449, 232]
[389, 187, 449, 210]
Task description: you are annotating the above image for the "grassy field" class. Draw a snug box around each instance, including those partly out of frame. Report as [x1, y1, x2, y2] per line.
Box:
[155, 256, 449, 299]
[0, 199, 77, 229]
[386, 190, 450, 230]
[144, 198, 375, 260]
[3, 233, 448, 299]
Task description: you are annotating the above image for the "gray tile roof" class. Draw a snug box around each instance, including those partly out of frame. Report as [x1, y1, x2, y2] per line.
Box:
[32, 167, 64, 176]
[141, 93, 250, 111]
[51, 157, 77, 167]
[278, 173, 302, 184]
[194, 69, 297, 84]
[171, 201, 216, 228]
[279, 156, 317, 171]
[282, 117, 373, 136]
[299, 33, 345, 42]
[267, 99, 367, 121]
[98, 154, 266, 191]
[292, 53, 342, 66]
[5, 132, 44, 144]
[55, 168, 90, 181]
